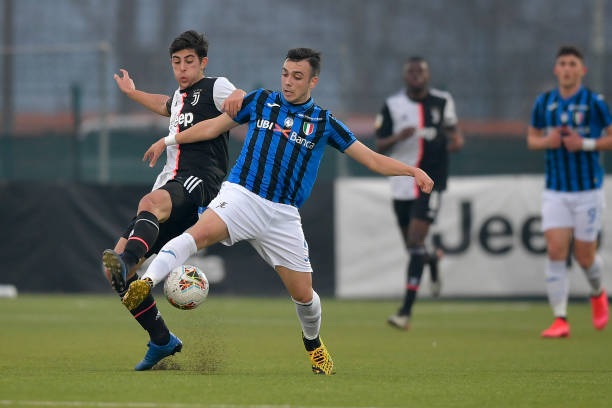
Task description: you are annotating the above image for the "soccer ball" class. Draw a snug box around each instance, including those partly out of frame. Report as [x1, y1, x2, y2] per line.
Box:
[164, 265, 209, 310]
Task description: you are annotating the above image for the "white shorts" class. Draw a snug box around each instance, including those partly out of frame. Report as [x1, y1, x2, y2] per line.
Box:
[208, 182, 312, 272]
[541, 189, 605, 241]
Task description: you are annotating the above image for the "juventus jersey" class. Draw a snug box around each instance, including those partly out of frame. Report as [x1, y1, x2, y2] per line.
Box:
[152, 76, 236, 191]
[376, 88, 458, 199]
[530, 86, 612, 192]
[229, 89, 356, 207]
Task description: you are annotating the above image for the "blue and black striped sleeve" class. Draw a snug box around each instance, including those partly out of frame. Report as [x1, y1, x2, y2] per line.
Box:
[327, 114, 357, 152]
[593, 94, 612, 130]
[233, 89, 263, 124]
[530, 93, 548, 129]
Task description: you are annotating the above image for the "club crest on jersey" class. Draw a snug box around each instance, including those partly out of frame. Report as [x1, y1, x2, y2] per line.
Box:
[302, 122, 314, 135]
[573, 111, 584, 126]
[191, 89, 201, 106]
[560, 112, 569, 125]
[284, 117, 294, 128]
[430, 107, 441, 125]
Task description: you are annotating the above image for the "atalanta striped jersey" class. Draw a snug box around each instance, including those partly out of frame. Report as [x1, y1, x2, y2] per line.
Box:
[229, 89, 357, 207]
[531, 86, 612, 192]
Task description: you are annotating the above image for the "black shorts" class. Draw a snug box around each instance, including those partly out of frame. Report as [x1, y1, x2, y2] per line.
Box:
[392, 191, 442, 227]
[121, 176, 220, 256]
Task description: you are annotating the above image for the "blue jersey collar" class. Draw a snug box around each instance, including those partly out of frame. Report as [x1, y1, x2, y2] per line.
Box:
[279, 92, 314, 112]
[557, 85, 584, 102]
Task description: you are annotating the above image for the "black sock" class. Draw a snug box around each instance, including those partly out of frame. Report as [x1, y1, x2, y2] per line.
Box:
[130, 294, 171, 346]
[303, 335, 321, 351]
[117, 274, 170, 345]
[400, 248, 426, 316]
[116, 274, 139, 298]
[123, 211, 159, 269]
[427, 250, 439, 283]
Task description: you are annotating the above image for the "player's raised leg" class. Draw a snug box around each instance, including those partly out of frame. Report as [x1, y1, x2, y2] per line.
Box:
[123, 232, 198, 310]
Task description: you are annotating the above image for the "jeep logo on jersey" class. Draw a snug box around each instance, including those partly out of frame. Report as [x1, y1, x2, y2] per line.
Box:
[178, 112, 194, 127]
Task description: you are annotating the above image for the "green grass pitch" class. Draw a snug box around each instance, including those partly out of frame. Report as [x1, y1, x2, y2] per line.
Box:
[0, 295, 610, 408]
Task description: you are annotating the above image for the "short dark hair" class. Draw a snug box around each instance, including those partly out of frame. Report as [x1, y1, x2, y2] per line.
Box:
[169, 30, 208, 59]
[406, 56, 426, 64]
[286, 48, 321, 77]
[556, 45, 583, 61]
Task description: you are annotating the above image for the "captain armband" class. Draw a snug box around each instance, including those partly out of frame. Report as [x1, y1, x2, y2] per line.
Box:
[582, 138, 596, 151]
[164, 134, 177, 146]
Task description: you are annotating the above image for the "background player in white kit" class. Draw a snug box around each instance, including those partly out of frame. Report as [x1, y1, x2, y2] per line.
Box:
[376, 56, 463, 330]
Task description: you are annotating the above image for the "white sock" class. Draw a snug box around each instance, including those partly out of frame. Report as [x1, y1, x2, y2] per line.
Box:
[293, 290, 321, 340]
[545, 260, 569, 318]
[583, 255, 604, 296]
[142, 232, 198, 286]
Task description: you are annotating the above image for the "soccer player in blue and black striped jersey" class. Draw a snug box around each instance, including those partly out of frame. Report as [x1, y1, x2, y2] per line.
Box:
[528, 45, 612, 338]
[122, 48, 434, 375]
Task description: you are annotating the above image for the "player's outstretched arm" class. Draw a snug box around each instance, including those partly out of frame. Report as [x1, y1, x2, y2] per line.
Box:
[143, 113, 239, 167]
[222, 89, 246, 118]
[345, 141, 434, 193]
[113, 69, 171, 117]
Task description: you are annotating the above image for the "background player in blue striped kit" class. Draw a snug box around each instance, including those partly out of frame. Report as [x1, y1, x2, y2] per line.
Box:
[118, 48, 433, 375]
[528, 45, 612, 338]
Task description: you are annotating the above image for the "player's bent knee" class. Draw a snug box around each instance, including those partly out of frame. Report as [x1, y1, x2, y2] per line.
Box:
[574, 253, 595, 269]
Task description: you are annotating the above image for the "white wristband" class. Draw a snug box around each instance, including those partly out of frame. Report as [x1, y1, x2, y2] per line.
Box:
[582, 138, 596, 151]
[164, 134, 177, 146]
